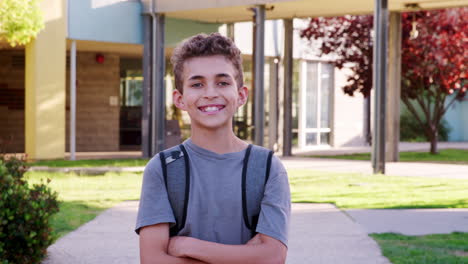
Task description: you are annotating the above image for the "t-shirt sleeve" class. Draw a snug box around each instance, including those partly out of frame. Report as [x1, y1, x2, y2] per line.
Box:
[255, 156, 291, 247]
[135, 154, 176, 234]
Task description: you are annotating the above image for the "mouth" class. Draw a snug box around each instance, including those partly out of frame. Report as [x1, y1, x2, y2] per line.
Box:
[198, 104, 226, 113]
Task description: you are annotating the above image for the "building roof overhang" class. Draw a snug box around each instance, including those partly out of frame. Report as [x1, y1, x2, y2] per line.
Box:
[146, 0, 468, 23]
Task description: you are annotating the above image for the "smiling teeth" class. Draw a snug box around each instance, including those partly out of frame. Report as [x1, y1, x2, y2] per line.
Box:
[204, 106, 219, 112]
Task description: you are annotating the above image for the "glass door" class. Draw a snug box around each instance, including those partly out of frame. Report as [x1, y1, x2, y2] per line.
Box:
[299, 61, 333, 149]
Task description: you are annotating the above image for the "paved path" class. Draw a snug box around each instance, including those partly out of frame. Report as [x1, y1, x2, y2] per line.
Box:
[29, 157, 468, 180]
[52, 141, 468, 160]
[42, 201, 468, 264]
[287, 204, 389, 264]
[345, 208, 468, 235]
[43, 202, 391, 264]
[281, 157, 468, 179]
[293, 141, 468, 156]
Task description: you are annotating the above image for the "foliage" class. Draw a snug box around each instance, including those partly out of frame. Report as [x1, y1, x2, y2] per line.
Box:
[371, 232, 468, 264]
[300, 8, 468, 154]
[300, 15, 374, 97]
[400, 110, 450, 142]
[401, 9, 467, 153]
[0, 0, 44, 46]
[0, 155, 59, 264]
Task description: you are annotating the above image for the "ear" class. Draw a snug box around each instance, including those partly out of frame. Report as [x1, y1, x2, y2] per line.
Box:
[237, 86, 249, 107]
[173, 89, 186, 110]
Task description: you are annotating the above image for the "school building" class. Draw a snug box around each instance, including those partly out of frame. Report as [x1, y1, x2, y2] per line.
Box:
[0, 0, 466, 161]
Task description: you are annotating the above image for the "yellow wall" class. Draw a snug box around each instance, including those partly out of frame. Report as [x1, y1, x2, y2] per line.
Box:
[25, 0, 67, 160]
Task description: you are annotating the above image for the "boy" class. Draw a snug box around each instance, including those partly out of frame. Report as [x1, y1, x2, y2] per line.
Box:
[135, 33, 291, 264]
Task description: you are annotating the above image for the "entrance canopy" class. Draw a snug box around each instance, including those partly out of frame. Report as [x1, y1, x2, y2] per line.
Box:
[148, 0, 468, 22]
[140, 0, 467, 173]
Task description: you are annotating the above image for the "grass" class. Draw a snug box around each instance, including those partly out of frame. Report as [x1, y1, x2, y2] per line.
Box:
[27, 149, 468, 168]
[371, 232, 468, 264]
[310, 149, 468, 164]
[25, 171, 143, 239]
[25, 168, 468, 240]
[288, 169, 468, 209]
[28, 158, 149, 168]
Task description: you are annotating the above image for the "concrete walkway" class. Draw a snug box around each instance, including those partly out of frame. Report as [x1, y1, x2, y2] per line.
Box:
[345, 208, 468, 235]
[30, 157, 468, 180]
[42, 201, 468, 264]
[281, 157, 468, 179]
[43, 202, 391, 264]
[52, 141, 468, 160]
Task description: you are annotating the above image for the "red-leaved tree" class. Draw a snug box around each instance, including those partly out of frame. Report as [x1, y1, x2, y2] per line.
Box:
[300, 8, 467, 154]
[300, 15, 374, 98]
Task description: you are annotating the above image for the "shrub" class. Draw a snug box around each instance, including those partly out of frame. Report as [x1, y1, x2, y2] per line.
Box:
[0, 155, 59, 264]
[400, 111, 451, 142]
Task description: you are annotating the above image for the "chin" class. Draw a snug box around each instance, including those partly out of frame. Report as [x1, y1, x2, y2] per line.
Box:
[193, 119, 232, 131]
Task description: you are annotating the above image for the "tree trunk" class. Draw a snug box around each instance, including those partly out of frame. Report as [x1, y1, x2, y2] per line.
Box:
[429, 128, 439, 154]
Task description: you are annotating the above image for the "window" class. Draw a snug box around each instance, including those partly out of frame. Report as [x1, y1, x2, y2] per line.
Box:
[299, 61, 333, 148]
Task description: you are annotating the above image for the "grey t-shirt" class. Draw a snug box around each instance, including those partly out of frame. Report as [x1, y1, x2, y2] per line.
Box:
[135, 139, 291, 246]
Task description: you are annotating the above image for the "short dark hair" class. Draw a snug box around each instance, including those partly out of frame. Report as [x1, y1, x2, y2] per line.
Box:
[170, 33, 244, 93]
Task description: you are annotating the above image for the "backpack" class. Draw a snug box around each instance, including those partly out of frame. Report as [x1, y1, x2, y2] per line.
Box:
[159, 143, 274, 238]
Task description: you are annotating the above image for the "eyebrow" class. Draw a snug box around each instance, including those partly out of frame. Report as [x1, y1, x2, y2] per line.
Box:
[188, 75, 204, 81]
[216, 73, 232, 79]
[187, 73, 232, 81]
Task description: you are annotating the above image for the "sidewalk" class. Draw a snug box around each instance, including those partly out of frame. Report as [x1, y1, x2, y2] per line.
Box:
[42, 202, 391, 264]
[30, 157, 468, 179]
[280, 157, 468, 180]
[52, 141, 468, 160]
[42, 201, 468, 264]
[293, 141, 468, 156]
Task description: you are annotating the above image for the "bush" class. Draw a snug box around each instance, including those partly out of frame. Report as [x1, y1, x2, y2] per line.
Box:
[0, 155, 59, 264]
[400, 111, 451, 142]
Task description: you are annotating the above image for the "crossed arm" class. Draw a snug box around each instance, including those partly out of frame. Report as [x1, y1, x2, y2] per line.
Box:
[139, 223, 287, 264]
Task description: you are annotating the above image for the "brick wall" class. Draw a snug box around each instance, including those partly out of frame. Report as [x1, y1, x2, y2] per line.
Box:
[65, 52, 120, 152]
[0, 50, 25, 153]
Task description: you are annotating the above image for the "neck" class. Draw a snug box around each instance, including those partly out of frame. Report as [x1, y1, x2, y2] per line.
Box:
[190, 123, 247, 154]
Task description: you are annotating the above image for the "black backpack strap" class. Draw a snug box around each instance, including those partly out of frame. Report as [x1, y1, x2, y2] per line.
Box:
[160, 144, 190, 237]
[242, 145, 274, 238]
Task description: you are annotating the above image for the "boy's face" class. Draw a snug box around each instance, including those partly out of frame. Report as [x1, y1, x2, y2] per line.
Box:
[173, 55, 248, 131]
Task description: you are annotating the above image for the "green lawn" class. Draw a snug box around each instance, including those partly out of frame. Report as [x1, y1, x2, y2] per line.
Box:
[28, 158, 149, 168]
[25, 171, 142, 239]
[371, 233, 468, 264]
[25, 169, 468, 240]
[311, 149, 468, 164]
[289, 170, 468, 208]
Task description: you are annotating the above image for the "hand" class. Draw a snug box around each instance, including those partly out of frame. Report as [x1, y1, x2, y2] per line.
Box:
[246, 234, 262, 245]
[168, 236, 195, 258]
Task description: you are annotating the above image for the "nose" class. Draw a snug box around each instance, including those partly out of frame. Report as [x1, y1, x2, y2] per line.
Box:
[203, 83, 219, 99]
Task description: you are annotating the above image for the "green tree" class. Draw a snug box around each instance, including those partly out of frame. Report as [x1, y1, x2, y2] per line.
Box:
[0, 0, 44, 47]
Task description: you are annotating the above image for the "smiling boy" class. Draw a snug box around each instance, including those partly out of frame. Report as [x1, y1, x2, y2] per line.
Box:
[135, 33, 291, 264]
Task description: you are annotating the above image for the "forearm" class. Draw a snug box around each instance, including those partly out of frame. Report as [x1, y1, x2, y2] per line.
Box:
[184, 238, 284, 264]
[142, 252, 207, 264]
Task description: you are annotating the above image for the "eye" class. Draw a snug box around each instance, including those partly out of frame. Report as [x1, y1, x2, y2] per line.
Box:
[218, 81, 230, 86]
[191, 83, 203, 88]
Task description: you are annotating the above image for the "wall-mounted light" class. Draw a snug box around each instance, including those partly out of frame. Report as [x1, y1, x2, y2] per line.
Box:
[404, 3, 421, 40]
[95, 54, 105, 64]
[410, 13, 419, 39]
